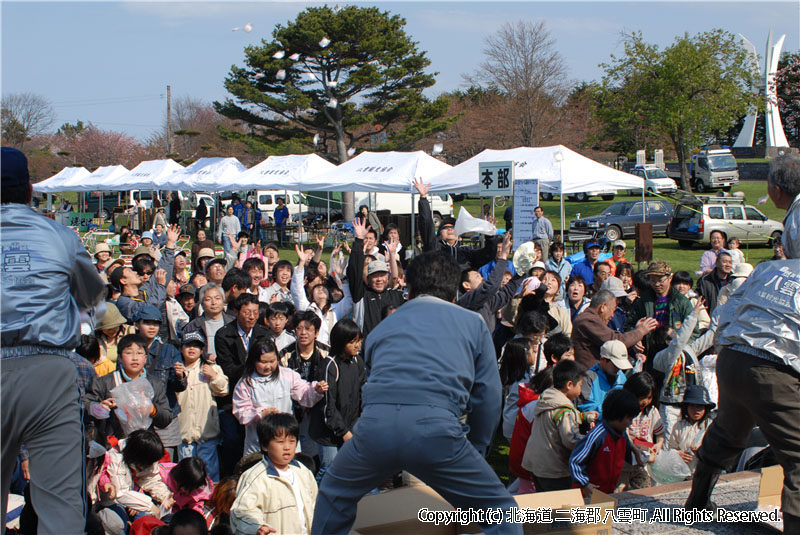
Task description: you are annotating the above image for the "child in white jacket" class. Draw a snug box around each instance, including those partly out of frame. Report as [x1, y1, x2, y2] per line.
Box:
[231, 413, 318, 534]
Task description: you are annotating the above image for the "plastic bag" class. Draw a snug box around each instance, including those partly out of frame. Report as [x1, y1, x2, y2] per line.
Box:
[111, 377, 155, 435]
[648, 449, 692, 485]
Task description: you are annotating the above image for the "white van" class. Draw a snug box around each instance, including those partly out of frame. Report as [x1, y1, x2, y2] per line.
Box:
[255, 190, 307, 224]
[354, 192, 454, 226]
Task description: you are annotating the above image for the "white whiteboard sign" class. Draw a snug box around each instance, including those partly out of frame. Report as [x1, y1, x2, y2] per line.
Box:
[478, 161, 514, 196]
[512, 179, 540, 249]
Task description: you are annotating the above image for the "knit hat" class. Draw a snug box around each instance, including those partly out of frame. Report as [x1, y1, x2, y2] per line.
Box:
[98, 302, 127, 330]
[1, 147, 30, 187]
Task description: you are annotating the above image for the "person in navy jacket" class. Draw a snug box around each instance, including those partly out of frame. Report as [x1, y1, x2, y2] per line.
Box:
[312, 251, 522, 535]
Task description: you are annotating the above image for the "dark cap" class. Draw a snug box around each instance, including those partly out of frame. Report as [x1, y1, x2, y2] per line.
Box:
[133, 305, 162, 323]
[181, 331, 206, 347]
[1, 147, 30, 187]
[583, 240, 601, 251]
[178, 283, 196, 297]
[438, 216, 456, 233]
[175, 250, 187, 258]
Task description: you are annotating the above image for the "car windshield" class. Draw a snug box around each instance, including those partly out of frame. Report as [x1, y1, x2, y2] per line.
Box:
[645, 168, 669, 179]
[708, 155, 737, 171]
[601, 203, 629, 216]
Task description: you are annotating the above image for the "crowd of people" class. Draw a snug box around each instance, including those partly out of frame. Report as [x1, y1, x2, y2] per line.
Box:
[2, 147, 799, 535]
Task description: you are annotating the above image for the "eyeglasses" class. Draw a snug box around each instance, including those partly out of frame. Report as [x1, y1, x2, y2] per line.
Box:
[140, 270, 154, 276]
[440, 225, 454, 230]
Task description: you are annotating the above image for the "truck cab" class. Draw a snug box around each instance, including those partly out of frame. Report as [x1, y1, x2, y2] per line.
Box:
[689, 149, 739, 193]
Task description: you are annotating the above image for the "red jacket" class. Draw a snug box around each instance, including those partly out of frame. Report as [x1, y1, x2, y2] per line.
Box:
[508, 384, 540, 480]
[569, 419, 632, 494]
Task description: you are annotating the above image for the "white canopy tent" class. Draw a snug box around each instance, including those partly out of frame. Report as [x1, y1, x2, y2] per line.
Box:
[298, 150, 452, 192]
[429, 145, 647, 242]
[428, 145, 644, 194]
[162, 157, 247, 192]
[32, 166, 91, 193]
[62, 165, 130, 192]
[104, 159, 184, 191]
[228, 154, 336, 191]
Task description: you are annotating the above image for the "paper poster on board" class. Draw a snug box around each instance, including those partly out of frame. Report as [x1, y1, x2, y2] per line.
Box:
[511, 179, 540, 250]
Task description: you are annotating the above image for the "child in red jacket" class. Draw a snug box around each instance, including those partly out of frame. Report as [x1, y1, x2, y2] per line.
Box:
[508, 368, 553, 494]
[569, 389, 642, 498]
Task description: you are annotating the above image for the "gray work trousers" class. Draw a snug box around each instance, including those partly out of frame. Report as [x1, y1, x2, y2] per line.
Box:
[1, 355, 85, 535]
[312, 404, 522, 535]
[697, 348, 800, 516]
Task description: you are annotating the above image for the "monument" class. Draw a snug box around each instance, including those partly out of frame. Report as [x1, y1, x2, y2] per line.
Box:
[734, 31, 790, 154]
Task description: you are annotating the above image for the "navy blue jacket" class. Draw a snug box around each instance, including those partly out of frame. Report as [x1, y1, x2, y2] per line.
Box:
[363, 295, 501, 455]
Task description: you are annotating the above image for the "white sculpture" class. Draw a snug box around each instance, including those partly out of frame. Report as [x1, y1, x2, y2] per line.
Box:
[734, 30, 789, 148]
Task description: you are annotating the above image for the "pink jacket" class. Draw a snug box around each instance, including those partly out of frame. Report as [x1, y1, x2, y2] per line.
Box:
[159, 463, 214, 514]
[232, 367, 323, 454]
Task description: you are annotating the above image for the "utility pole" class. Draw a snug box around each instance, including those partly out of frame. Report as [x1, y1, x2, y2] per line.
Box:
[166, 85, 172, 155]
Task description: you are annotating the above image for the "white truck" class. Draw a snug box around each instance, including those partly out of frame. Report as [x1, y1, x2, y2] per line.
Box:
[689, 149, 739, 193]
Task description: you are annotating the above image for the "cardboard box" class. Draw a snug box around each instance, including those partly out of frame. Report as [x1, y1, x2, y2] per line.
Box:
[352, 485, 457, 535]
[351, 484, 615, 535]
[757, 465, 784, 532]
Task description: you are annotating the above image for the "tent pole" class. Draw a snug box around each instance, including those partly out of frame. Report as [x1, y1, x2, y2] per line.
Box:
[560, 194, 565, 245]
[327, 192, 330, 228]
[411, 193, 416, 259]
[642, 184, 646, 223]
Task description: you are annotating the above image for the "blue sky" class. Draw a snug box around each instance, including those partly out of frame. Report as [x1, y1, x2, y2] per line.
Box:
[3, 1, 798, 141]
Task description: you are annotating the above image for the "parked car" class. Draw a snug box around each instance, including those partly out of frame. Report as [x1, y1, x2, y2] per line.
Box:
[667, 194, 783, 247]
[569, 199, 674, 241]
[627, 164, 678, 195]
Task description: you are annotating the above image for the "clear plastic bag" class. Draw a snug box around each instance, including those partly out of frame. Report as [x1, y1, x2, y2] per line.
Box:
[111, 377, 154, 435]
[647, 449, 692, 485]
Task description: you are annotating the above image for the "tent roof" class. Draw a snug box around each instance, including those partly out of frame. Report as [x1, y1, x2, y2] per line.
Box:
[105, 159, 184, 190]
[230, 154, 336, 190]
[63, 165, 130, 192]
[163, 157, 247, 191]
[32, 166, 91, 193]
[428, 146, 644, 194]
[299, 151, 452, 192]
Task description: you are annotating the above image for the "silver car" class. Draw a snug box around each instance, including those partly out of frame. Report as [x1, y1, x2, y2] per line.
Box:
[668, 195, 783, 247]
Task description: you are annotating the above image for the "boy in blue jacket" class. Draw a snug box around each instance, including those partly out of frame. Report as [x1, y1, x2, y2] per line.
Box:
[577, 340, 630, 417]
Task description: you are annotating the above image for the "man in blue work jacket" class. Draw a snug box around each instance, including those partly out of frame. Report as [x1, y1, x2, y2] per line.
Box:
[312, 251, 522, 535]
[1, 147, 106, 533]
